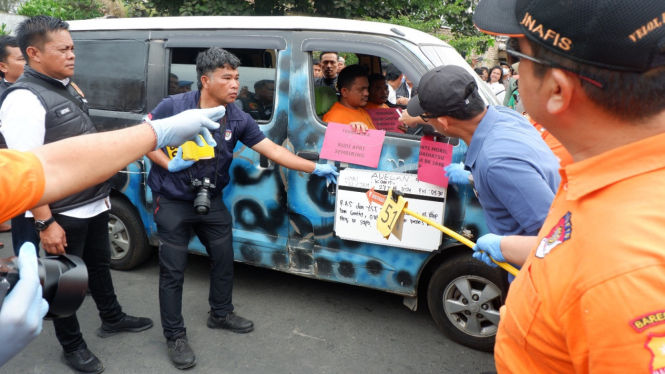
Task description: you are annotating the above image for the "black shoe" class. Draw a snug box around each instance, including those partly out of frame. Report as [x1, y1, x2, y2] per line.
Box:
[207, 311, 254, 333]
[167, 333, 196, 370]
[61, 347, 105, 374]
[97, 314, 153, 338]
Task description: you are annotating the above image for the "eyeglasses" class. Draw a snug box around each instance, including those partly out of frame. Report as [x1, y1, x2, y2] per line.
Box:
[506, 38, 604, 89]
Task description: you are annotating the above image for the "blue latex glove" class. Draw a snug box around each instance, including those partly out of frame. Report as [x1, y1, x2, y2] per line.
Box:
[312, 164, 339, 184]
[0, 243, 49, 367]
[168, 146, 195, 172]
[444, 162, 471, 185]
[147, 106, 225, 150]
[472, 233, 505, 268]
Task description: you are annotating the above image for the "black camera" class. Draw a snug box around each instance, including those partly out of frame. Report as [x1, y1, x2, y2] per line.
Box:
[191, 177, 215, 215]
[0, 255, 88, 319]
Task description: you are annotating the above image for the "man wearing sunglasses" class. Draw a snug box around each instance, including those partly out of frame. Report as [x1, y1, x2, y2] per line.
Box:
[406, 65, 560, 253]
[473, 0, 665, 372]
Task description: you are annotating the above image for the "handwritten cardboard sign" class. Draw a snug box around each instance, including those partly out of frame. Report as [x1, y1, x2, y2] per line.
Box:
[418, 136, 453, 188]
[366, 108, 403, 133]
[320, 122, 386, 168]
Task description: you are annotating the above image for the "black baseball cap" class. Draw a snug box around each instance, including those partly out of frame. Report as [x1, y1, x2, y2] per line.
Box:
[473, 0, 665, 72]
[407, 65, 476, 118]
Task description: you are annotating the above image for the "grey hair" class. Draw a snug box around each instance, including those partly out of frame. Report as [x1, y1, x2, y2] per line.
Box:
[195, 47, 241, 90]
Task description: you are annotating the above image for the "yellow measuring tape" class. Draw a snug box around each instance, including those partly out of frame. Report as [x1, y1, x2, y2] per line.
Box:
[372, 188, 519, 276]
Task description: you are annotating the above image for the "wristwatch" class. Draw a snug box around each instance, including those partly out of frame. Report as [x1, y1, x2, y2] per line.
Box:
[34, 217, 55, 231]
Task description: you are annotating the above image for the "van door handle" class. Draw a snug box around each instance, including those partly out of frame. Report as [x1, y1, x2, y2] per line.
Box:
[297, 151, 319, 161]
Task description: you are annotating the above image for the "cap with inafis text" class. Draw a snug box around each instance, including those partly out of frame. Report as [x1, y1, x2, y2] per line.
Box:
[406, 65, 477, 118]
[473, 0, 665, 72]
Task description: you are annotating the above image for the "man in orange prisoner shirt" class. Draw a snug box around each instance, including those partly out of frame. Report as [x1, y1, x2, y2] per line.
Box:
[323, 64, 376, 132]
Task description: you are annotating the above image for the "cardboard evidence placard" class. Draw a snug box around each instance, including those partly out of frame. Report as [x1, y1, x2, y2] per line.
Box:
[366, 108, 403, 133]
[334, 168, 447, 252]
[320, 122, 386, 168]
[417, 136, 454, 188]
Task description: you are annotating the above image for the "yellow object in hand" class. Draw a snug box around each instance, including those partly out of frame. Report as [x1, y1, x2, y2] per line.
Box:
[166, 135, 215, 161]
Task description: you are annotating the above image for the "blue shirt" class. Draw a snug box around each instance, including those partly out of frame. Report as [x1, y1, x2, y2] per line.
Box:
[147, 90, 266, 201]
[465, 106, 560, 236]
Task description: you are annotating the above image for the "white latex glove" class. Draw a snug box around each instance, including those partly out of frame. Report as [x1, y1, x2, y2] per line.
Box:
[147, 106, 225, 150]
[0, 243, 49, 367]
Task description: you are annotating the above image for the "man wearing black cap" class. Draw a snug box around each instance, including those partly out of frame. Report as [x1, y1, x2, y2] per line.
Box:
[406, 65, 559, 243]
[473, 0, 665, 372]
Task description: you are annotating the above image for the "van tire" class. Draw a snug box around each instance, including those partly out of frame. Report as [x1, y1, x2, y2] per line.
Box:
[427, 253, 505, 352]
[108, 196, 152, 270]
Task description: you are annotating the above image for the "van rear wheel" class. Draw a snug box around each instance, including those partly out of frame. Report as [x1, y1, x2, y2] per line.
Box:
[427, 253, 505, 352]
[108, 197, 152, 270]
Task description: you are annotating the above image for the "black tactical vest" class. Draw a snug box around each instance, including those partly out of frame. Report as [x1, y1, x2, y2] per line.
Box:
[0, 66, 110, 213]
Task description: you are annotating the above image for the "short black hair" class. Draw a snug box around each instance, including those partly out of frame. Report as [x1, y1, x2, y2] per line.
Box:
[385, 63, 402, 81]
[527, 39, 665, 122]
[488, 66, 503, 84]
[474, 67, 484, 76]
[0, 35, 17, 78]
[367, 73, 386, 87]
[254, 79, 274, 90]
[446, 83, 486, 121]
[169, 73, 178, 80]
[313, 59, 320, 66]
[320, 51, 338, 60]
[336, 64, 367, 92]
[195, 47, 240, 90]
[15, 15, 69, 62]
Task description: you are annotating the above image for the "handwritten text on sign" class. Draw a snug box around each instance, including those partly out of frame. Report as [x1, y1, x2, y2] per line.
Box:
[418, 136, 453, 188]
[334, 169, 447, 252]
[320, 122, 385, 168]
[366, 108, 402, 133]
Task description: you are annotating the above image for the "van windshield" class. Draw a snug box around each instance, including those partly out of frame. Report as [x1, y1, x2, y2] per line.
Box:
[420, 45, 499, 106]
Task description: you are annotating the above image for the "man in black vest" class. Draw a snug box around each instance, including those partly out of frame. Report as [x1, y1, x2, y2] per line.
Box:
[0, 16, 153, 374]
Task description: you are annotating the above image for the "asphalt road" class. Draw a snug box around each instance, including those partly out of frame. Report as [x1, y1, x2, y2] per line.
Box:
[0, 231, 496, 374]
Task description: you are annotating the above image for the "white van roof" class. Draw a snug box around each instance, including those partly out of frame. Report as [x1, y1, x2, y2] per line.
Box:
[68, 16, 448, 46]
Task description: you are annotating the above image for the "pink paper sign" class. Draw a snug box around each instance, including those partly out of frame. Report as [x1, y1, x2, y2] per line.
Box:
[320, 122, 386, 168]
[366, 108, 403, 133]
[418, 136, 454, 188]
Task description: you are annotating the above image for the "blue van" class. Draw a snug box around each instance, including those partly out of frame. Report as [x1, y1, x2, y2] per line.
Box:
[69, 16, 504, 352]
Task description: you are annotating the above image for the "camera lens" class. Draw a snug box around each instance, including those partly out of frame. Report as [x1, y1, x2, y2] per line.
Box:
[1, 255, 88, 319]
[194, 187, 211, 215]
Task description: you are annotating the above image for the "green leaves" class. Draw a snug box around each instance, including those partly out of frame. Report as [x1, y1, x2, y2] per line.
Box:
[18, 0, 105, 20]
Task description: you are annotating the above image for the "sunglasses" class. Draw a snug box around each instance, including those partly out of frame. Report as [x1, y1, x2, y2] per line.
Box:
[506, 38, 604, 89]
[419, 113, 440, 122]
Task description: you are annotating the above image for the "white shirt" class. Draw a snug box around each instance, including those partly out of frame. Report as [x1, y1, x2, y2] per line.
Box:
[388, 84, 396, 105]
[0, 78, 109, 218]
[488, 82, 506, 104]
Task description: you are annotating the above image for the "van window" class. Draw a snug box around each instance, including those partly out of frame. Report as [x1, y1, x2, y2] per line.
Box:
[169, 48, 277, 122]
[311, 51, 423, 137]
[73, 40, 148, 112]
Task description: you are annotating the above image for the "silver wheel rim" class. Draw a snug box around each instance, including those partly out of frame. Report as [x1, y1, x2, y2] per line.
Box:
[442, 275, 501, 338]
[108, 213, 130, 260]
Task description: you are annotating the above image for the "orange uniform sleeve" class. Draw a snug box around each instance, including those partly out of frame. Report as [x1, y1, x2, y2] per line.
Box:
[0, 150, 46, 222]
[560, 265, 665, 373]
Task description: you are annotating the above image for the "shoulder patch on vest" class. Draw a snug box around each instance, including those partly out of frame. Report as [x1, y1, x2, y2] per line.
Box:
[632, 310, 665, 333]
[645, 333, 665, 373]
[535, 212, 572, 258]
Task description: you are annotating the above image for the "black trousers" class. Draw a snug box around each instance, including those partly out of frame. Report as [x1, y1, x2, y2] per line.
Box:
[53, 211, 125, 352]
[11, 214, 41, 256]
[153, 195, 234, 339]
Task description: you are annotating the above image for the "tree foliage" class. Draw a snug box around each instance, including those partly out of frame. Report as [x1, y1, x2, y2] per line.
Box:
[18, 0, 105, 20]
[124, 0, 493, 55]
